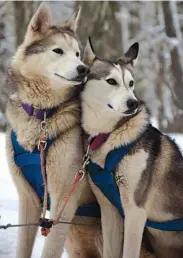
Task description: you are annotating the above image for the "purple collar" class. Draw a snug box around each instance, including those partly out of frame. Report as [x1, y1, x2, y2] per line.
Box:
[22, 103, 57, 120]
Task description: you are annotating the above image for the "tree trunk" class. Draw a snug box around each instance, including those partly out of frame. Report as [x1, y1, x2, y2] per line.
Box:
[0, 2, 12, 130]
[162, 1, 183, 112]
[162, 1, 183, 132]
[75, 1, 122, 59]
[155, 48, 165, 130]
[13, 1, 39, 48]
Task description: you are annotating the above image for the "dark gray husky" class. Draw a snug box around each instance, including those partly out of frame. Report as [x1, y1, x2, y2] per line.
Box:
[81, 39, 183, 258]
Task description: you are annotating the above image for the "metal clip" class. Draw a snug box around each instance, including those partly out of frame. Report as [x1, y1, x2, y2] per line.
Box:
[40, 112, 48, 139]
[82, 155, 90, 168]
[41, 112, 47, 130]
[76, 169, 86, 181]
[41, 121, 47, 131]
[38, 139, 47, 151]
[83, 144, 90, 161]
[83, 143, 93, 163]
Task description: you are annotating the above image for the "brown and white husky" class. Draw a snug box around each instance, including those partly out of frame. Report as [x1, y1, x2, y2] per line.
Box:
[81, 38, 183, 258]
[5, 4, 101, 258]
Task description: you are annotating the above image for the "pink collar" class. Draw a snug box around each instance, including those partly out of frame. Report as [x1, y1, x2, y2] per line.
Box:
[89, 133, 109, 151]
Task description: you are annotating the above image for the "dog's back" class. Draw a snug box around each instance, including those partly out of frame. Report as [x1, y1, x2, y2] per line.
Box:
[138, 127, 183, 257]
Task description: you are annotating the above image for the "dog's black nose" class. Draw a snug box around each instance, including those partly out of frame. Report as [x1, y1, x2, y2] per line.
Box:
[77, 65, 89, 76]
[127, 99, 138, 111]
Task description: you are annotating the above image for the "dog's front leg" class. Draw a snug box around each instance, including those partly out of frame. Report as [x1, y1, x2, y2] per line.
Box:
[7, 132, 41, 258]
[90, 180, 123, 258]
[101, 204, 123, 258]
[122, 207, 147, 258]
[16, 196, 41, 258]
[41, 195, 78, 258]
[12, 175, 41, 258]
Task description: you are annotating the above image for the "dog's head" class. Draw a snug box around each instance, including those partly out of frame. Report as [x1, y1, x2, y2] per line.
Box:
[81, 39, 140, 134]
[12, 3, 89, 93]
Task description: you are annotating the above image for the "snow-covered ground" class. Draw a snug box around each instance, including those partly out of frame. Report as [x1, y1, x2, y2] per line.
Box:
[0, 130, 183, 257]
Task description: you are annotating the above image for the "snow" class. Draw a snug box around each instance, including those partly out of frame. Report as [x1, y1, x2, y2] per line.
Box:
[0, 130, 183, 257]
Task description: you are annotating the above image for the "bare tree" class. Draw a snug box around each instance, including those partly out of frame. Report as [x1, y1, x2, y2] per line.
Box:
[0, 2, 12, 130]
[162, 1, 183, 109]
[162, 1, 183, 132]
[13, 1, 39, 47]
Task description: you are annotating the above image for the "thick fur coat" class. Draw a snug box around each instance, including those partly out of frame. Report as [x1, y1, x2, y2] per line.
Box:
[81, 39, 163, 258]
[6, 4, 100, 258]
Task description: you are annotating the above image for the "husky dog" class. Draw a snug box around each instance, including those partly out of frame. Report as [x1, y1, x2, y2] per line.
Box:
[6, 4, 102, 258]
[81, 39, 183, 258]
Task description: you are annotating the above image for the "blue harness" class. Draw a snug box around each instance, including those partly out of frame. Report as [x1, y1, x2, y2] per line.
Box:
[11, 130, 100, 217]
[11, 130, 183, 231]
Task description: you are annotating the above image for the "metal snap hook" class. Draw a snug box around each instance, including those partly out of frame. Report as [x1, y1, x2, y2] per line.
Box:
[76, 169, 86, 181]
[41, 121, 47, 131]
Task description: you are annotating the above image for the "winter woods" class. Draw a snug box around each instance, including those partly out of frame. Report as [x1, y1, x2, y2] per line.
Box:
[0, 1, 183, 133]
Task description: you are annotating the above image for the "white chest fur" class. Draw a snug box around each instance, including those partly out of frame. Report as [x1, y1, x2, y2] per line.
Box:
[116, 149, 149, 207]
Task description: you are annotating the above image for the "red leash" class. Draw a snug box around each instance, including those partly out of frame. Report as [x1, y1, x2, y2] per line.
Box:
[39, 133, 109, 237]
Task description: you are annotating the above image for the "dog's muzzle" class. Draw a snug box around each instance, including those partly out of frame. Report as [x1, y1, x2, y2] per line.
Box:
[54, 73, 88, 83]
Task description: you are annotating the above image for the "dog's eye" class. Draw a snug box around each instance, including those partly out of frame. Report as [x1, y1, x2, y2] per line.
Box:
[53, 48, 64, 55]
[76, 52, 80, 57]
[106, 79, 117, 85]
[129, 80, 134, 87]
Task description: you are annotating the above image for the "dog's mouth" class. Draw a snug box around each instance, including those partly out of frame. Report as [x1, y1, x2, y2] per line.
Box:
[124, 108, 138, 116]
[123, 104, 143, 117]
[54, 73, 87, 84]
[107, 105, 141, 117]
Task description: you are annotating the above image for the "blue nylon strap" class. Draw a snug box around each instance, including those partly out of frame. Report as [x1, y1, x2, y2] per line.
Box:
[86, 143, 134, 217]
[105, 143, 134, 172]
[146, 218, 183, 231]
[86, 140, 183, 231]
[76, 203, 101, 217]
[11, 130, 99, 217]
[11, 130, 53, 209]
[86, 162, 124, 217]
[11, 130, 54, 157]
[11, 130, 183, 231]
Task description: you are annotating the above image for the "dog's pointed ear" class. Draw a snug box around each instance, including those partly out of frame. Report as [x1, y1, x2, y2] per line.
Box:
[27, 3, 52, 35]
[121, 42, 139, 66]
[83, 37, 96, 67]
[64, 8, 81, 33]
